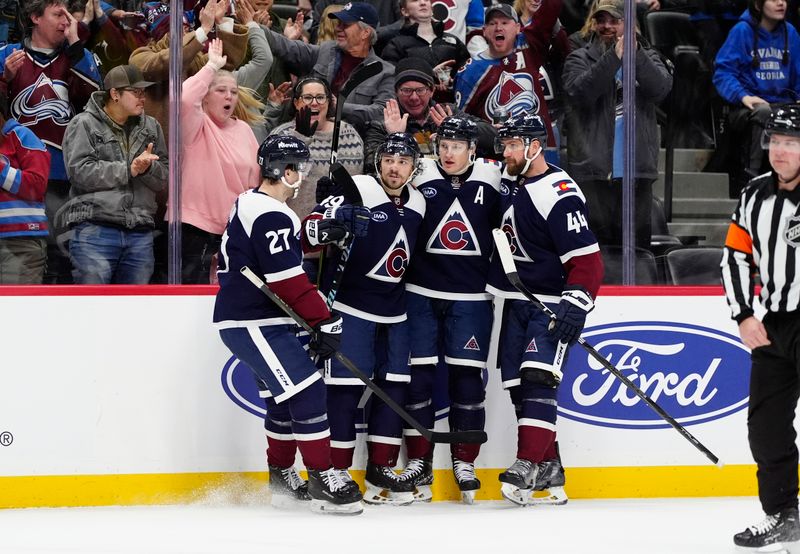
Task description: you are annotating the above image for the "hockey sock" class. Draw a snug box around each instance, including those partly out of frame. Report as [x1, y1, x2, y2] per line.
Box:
[367, 379, 407, 467]
[512, 382, 558, 463]
[326, 384, 363, 469]
[288, 379, 331, 471]
[448, 366, 486, 463]
[405, 364, 436, 459]
[264, 396, 296, 468]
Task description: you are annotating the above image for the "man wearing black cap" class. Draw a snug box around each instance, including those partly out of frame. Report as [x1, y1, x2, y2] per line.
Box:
[61, 64, 168, 284]
[364, 57, 497, 172]
[453, 0, 562, 147]
[265, 1, 394, 136]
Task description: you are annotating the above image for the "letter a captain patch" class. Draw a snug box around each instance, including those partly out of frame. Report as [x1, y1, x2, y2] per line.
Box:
[525, 338, 538, 353]
[464, 335, 480, 351]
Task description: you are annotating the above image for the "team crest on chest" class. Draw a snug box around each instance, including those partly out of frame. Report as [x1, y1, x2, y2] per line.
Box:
[427, 198, 481, 256]
[500, 208, 533, 262]
[485, 72, 538, 122]
[368, 227, 410, 282]
[12, 73, 72, 127]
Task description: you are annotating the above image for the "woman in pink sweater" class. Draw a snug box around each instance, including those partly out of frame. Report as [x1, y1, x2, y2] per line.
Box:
[180, 37, 261, 283]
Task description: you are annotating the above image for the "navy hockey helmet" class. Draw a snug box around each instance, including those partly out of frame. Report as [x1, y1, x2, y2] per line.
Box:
[495, 112, 548, 154]
[257, 135, 311, 181]
[376, 132, 421, 162]
[437, 116, 478, 144]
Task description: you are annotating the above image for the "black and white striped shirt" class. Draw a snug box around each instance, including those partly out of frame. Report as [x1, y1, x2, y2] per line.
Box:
[722, 172, 800, 322]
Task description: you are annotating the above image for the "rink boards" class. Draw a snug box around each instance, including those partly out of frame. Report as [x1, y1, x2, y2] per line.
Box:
[0, 286, 762, 508]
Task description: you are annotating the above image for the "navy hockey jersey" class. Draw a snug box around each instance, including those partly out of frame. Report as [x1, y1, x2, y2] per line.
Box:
[486, 164, 600, 300]
[406, 157, 502, 300]
[316, 175, 426, 323]
[214, 189, 321, 327]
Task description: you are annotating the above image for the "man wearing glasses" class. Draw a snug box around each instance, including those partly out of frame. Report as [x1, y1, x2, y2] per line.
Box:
[264, 2, 394, 136]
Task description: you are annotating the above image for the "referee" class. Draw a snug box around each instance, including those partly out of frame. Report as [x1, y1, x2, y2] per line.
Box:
[722, 104, 800, 551]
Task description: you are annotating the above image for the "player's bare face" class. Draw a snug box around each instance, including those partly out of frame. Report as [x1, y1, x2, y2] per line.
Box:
[501, 138, 530, 176]
[293, 82, 329, 126]
[483, 15, 521, 58]
[768, 133, 800, 187]
[31, 5, 69, 49]
[203, 75, 238, 126]
[594, 12, 623, 43]
[380, 154, 415, 192]
[401, 0, 432, 22]
[438, 139, 472, 174]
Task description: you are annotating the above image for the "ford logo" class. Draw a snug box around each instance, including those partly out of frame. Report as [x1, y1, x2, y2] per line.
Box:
[421, 187, 437, 198]
[371, 211, 388, 222]
[500, 183, 510, 196]
[558, 322, 750, 429]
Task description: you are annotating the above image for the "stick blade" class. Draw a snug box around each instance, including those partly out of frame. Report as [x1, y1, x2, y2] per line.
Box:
[492, 228, 518, 277]
[429, 430, 488, 445]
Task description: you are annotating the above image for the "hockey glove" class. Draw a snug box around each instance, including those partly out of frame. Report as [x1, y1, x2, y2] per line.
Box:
[309, 314, 343, 360]
[315, 176, 343, 203]
[295, 106, 319, 137]
[323, 204, 371, 238]
[549, 285, 594, 345]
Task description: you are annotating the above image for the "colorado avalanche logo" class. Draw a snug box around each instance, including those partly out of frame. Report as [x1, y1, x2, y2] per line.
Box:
[431, 0, 457, 33]
[368, 227, 410, 282]
[12, 73, 72, 129]
[500, 209, 533, 262]
[485, 72, 537, 121]
[427, 199, 480, 256]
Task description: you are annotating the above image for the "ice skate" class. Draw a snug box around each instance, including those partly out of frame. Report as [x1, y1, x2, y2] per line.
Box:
[364, 462, 415, 506]
[498, 458, 538, 506]
[268, 464, 310, 509]
[306, 468, 364, 515]
[734, 507, 800, 552]
[333, 468, 361, 497]
[452, 457, 480, 504]
[529, 458, 568, 506]
[398, 458, 433, 502]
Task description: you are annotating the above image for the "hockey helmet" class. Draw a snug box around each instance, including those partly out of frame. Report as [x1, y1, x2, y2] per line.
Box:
[376, 132, 421, 162]
[257, 135, 310, 180]
[495, 112, 548, 154]
[437, 116, 478, 144]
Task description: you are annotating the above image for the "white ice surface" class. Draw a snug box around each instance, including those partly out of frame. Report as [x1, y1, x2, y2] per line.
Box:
[0, 495, 769, 554]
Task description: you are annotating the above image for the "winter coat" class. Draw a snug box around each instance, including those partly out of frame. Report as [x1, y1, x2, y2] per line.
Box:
[380, 21, 469, 73]
[713, 10, 800, 105]
[62, 91, 168, 229]
[562, 35, 672, 180]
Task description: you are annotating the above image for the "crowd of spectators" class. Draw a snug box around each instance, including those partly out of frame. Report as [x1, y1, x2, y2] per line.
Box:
[0, 0, 795, 284]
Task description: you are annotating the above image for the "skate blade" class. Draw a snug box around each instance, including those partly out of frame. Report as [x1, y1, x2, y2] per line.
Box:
[413, 485, 432, 503]
[270, 493, 309, 510]
[460, 489, 477, 505]
[363, 484, 415, 506]
[528, 486, 568, 506]
[500, 482, 530, 506]
[309, 499, 364, 516]
[735, 543, 795, 554]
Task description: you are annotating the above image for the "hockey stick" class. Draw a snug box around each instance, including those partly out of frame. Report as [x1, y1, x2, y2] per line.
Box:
[240, 266, 488, 445]
[490, 229, 723, 467]
[330, 61, 382, 171]
[323, 163, 363, 309]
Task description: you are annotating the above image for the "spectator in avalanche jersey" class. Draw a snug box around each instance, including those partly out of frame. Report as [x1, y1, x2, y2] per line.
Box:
[0, 0, 102, 283]
[454, 1, 562, 147]
[0, 93, 51, 284]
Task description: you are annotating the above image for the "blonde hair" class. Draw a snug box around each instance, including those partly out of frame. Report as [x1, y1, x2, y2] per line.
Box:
[206, 70, 266, 125]
[579, 0, 600, 39]
[317, 4, 343, 44]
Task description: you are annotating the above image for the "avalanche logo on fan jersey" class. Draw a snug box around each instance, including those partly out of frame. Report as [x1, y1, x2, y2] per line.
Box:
[559, 322, 750, 429]
[11, 73, 72, 129]
[427, 198, 481, 256]
[368, 227, 410, 282]
[485, 72, 537, 121]
[431, 0, 457, 33]
[500, 209, 533, 262]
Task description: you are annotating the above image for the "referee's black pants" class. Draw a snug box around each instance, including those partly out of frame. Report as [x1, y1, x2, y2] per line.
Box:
[749, 311, 800, 514]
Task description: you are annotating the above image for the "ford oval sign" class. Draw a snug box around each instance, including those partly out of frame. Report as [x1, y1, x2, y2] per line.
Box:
[558, 322, 750, 429]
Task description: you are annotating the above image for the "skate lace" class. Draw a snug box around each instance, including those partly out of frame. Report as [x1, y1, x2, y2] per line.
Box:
[334, 468, 354, 484]
[749, 514, 779, 536]
[453, 459, 477, 482]
[398, 458, 426, 482]
[321, 468, 347, 493]
[509, 459, 535, 476]
[281, 467, 304, 491]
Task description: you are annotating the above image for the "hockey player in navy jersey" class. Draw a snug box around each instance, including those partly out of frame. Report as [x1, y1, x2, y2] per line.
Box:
[487, 113, 603, 506]
[396, 116, 501, 504]
[213, 135, 367, 516]
[304, 133, 426, 506]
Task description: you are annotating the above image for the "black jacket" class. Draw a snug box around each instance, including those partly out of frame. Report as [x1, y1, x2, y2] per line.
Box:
[380, 21, 469, 75]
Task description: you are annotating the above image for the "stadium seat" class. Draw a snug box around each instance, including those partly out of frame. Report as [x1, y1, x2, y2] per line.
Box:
[665, 246, 723, 285]
[600, 245, 661, 285]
